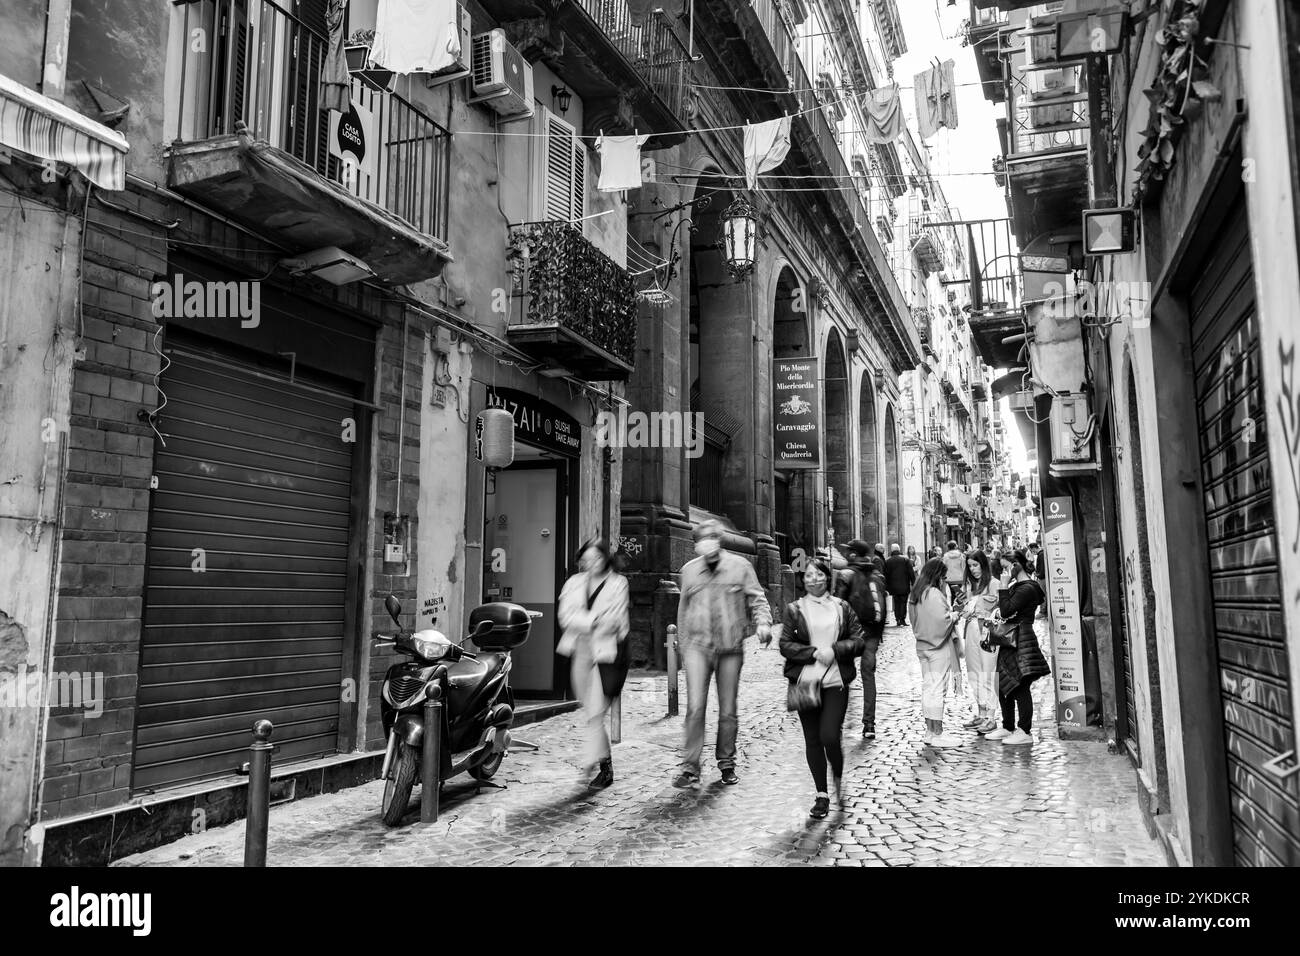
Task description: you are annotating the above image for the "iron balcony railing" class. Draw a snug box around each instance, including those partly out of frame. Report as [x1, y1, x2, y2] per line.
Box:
[507, 221, 638, 368]
[170, 0, 450, 242]
[576, 0, 686, 117]
[1006, 61, 1089, 158]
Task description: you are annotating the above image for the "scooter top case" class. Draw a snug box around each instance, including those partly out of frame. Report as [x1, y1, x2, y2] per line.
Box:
[469, 603, 531, 650]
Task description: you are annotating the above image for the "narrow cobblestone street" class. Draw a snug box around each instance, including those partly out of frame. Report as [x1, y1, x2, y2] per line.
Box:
[117, 624, 1163, 867]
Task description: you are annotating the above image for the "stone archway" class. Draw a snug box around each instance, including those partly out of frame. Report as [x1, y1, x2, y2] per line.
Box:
[824, 330, 852, 546]
[858, 375, 879, 544]
[884, 403, 901, 546]
[772, 266, 812, 562]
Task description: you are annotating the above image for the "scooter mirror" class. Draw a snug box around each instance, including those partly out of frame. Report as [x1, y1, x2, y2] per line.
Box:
[472, 619, 494, 640]
[385, 594, 402, 624]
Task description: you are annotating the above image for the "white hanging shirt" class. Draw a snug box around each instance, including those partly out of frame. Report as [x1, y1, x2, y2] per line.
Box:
[743, 116, 792, 189]
[371, 0, 461, 75]
[596, 134, 651, 192]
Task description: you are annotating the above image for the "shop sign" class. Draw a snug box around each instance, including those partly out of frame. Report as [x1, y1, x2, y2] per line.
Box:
[484, 386, 581, 457]
[773, 357, 820, 469]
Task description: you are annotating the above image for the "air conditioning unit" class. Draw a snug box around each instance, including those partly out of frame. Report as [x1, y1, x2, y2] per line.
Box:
[424, 3, 473, 86]
[470, 30, 534, 121]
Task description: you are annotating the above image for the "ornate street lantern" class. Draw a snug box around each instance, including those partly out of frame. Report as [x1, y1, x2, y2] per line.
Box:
[719, 197, 758, 281]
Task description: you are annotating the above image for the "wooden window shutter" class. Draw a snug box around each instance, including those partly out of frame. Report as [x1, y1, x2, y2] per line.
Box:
[543, 110, 584, 224]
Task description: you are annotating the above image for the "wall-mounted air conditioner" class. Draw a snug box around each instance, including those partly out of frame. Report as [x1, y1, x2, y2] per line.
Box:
[424, 3, 474, 88]
[470, 30, 534, 122]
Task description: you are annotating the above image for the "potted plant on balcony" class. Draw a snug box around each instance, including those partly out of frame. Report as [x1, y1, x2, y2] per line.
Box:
[345, 29, 396, 94]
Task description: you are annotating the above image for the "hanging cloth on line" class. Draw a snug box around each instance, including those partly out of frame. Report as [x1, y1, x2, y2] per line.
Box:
[320, 0, 350, 113]
[371, 0, 462, 75]
[914, 59, 959, 139]
[863, 85, 903, 144]
[596, 133, 651, 192]
[743, 115, 792, 190]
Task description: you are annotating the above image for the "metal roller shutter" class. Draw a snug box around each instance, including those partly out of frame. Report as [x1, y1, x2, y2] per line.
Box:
[1191, 202, 1300, 866]
[134, 344, 356, 791]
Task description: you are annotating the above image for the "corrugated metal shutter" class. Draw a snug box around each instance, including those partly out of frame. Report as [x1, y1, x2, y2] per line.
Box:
[134, 345, 355, 791]
[1191, 201, 1300, 866]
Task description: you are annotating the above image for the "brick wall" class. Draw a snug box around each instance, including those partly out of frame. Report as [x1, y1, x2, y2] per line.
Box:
[44, 189, 167, 819]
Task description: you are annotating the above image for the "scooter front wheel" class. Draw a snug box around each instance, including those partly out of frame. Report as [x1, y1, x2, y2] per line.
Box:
[381, 743, 418, 826]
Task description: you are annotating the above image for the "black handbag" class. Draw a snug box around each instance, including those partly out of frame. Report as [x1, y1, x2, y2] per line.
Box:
[598, 639, 630, 698]
[983, 615, 1018, 649]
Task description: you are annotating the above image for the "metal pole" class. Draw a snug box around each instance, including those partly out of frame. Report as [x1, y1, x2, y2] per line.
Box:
[666, 624, 679, 717]
[610, 695, 622, 744]
[243, 719, 273, 867]
[420, 694, 442, 824]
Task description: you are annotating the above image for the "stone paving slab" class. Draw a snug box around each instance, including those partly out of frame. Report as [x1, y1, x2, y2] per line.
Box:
[115, 625, 1164, 867]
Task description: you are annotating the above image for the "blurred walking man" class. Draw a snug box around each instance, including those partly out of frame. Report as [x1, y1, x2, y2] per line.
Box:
[673, 519, 772, 788]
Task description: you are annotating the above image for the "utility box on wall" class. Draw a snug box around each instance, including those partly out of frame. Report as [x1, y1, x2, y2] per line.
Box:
[1050, 392, 1093, 463]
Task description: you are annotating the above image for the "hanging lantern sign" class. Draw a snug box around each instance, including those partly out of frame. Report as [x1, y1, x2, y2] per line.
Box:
[477, 408, 515, 468]
[719, 197, 759, 281]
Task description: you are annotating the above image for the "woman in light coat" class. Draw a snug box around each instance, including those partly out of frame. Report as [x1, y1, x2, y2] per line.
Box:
[557, 538, 629, 789]
[959, 551, 1000, 734]
[908, 558, 964, 748]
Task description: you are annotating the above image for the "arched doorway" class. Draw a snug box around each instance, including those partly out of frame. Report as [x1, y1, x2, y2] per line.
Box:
[773, 266, 812, 562]
[824, 331, 851, 547]
[884, 404, 900, 546]
[858, 376, 879, 543]
[687, 179, 743, 521]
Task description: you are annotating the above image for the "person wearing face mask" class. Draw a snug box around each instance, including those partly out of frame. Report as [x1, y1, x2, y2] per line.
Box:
[557, 538, 630, 789]
[672, 519, 773, 789]
[778, 557, 866, 819]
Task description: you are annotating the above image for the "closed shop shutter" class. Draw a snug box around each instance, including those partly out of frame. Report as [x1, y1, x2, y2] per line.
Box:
[1191, 202, 1300, 866]
[134, 343, 357, 791]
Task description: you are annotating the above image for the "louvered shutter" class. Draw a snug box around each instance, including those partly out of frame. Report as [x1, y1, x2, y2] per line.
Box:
[543, 110, 584, 223]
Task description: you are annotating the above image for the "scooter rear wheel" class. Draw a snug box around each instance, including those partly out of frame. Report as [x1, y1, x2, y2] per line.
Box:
[381, 744, 418, 826]
[469, 750, 503, 781]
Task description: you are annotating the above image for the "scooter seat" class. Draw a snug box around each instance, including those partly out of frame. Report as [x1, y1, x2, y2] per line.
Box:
[445, 652, 507, 699]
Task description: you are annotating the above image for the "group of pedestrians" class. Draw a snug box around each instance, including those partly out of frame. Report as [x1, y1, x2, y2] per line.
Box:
[553, 520, 1049, 821]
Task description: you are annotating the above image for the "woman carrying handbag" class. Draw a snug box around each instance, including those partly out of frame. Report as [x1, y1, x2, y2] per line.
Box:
[777, 557, 866, 820]
[908, 558, 965, 748]
[958, 551, 1001, 735]
[985, 549, 1049, 745]
[557, 538, 630, 789]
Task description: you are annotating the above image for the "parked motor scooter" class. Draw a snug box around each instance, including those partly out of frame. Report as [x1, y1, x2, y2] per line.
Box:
[372, 594, 537, 826]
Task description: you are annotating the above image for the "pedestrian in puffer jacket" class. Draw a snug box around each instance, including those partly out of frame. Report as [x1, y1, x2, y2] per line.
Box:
[985, 549, 1049, 746]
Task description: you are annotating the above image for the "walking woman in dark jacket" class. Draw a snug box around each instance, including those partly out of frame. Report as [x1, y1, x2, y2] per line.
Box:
[985, 549, 1049, 746]
[778, 557, 866, 819]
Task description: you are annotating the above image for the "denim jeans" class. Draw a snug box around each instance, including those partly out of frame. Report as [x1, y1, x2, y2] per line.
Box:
[860, 634, 881, 728]
[680, 646, 743, 774]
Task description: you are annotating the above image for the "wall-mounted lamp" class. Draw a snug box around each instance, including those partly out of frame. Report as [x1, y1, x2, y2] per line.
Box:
[719, 197, 758, 281]
[551, 85, 571, 115]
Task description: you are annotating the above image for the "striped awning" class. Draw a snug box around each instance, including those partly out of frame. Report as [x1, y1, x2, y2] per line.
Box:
[0, 72, 128, 190]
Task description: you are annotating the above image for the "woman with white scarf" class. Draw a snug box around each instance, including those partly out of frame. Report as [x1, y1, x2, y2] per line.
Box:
[557, 539, 629, 789]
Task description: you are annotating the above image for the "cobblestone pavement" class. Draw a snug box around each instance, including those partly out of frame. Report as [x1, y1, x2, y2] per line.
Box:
[117, 624, 1164, 867]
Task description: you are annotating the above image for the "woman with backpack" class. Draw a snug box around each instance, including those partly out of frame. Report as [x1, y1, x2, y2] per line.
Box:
[778, 557, 866, 820]
[557, 538, 630, 788]
[985, 549, 1049, 746]
[908, 558, 964, 748]
[958, 550, 1000, 734]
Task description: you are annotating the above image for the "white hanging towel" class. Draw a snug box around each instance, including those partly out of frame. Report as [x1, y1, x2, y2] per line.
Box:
[371, 0, 461, 75]
[864, 85, 903, 143]
[743, 116, 792, 190]
[596, 133, 652, 192]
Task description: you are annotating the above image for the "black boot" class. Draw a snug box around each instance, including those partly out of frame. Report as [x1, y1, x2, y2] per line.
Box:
[588, 757, 613, 789]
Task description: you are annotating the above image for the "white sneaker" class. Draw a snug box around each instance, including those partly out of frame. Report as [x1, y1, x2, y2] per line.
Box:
[1002, 729, 1034, 746]
[984, 727, 1013, 740]
[926, 733, 964, 748]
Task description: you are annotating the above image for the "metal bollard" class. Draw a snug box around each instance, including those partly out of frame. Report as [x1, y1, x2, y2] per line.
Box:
[420, 693, 442, 824]
[610, 695, 622, 744]
[666, 624, 679, 716]
[243, 719, 274, 867]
